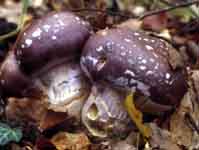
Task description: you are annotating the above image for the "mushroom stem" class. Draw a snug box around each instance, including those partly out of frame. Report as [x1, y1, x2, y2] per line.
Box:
[124, 93, 151, 140]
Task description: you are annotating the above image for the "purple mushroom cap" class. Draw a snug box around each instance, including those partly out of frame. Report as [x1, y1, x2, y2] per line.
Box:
[80, 28, 187, 106]
[0, 11, 92, 97]
[14, 11, 92, 74]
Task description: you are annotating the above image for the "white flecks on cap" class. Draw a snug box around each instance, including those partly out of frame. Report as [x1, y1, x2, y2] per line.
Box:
[153, 52, 159, 58]
[16, 49, 22, 56]
[143, 38, 149, 41]
[21, 44, 25, 48]
[141, 59, 147, 64]
[160, 44, 164, 48]
[32, 28, 42, 38]
[151, 39, 155, 43]
[96, 46, 103, 52]
[43, 24, 50, 32]
[149, 58, 155, 63]
[138, 37, 142, 40]
[134, 32, 140, 36]
[145, 45, 153, 51]
[81, 21, 86, 25]
[124, 38, 131, 42]
[54, 14, 58, 18]
[154, 63, 159, 70]
[106, 41, 113, 49]
[125, 70, 135, 77]
[25, 39, 32, 47]
[137, 56, 142, 60]
[140, 65, 147, 70]
[86, 56, 98, 65]
[54, 28, 59, 33]
[58, 19, 65, 26]
[52, 36, 57, 40]
[165, 73, 171, 79]
[121, 46, 125, 50]
[146, 70, 153, 75]
[75, 17, 80, 21]
[101, 30, 108, 36]
[121, 52, 126, 56]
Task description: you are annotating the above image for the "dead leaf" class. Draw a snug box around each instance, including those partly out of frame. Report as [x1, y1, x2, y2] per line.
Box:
[39, 110, 68, 131]
[190, 70, 199, 98]
[112, 141, 136, 150]
[51, 132, 90, 150]
[5, 97, 48, 124]
[35, 137, 57, 150]
[149, 123, 181, 150]
[170, 71, 199, 148]
[142, 13, 169, 32]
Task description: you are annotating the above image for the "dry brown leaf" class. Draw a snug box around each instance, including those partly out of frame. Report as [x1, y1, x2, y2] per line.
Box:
[142, 13, 169, 32]
[112, 141, 136, 150]
[6, 97, 48, 124]
[51, 132, 90, 150]
[191, 71, 199, 98]
[39, 110, 68, 131]
[170, 70, 199, 148]
[149, 123, 180, 150]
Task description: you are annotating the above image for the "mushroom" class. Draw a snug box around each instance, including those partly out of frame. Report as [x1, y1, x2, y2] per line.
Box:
[81, 83, 132, 138]
[0, 12, 92, 120]
[80, 28, 188, 138]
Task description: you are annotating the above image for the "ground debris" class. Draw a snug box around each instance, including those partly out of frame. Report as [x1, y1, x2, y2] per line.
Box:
[51, 132, 90, 150]
[169, 70, 199, 148]
[148, 123, 181, 150]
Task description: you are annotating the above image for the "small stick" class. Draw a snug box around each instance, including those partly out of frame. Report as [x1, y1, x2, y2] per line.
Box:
[70, 0, 199, 20]
[185, 113, 199, 135]
[139, 0, 199, 19]
[71, 8, 131, 18]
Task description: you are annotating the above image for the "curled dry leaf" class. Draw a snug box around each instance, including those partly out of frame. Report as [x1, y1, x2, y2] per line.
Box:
[170, 70, 199, 148]
[51, 132, 90, 150]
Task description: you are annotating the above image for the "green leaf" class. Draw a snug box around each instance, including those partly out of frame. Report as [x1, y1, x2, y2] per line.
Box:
[0, 123, 22, 146]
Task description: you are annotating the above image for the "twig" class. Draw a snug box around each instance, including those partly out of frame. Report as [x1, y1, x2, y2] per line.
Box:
[185, 113, 199, 135]
[71, 0, 199, 20]
[70, 8, 133, 18]
[139, 0, 199, 19]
